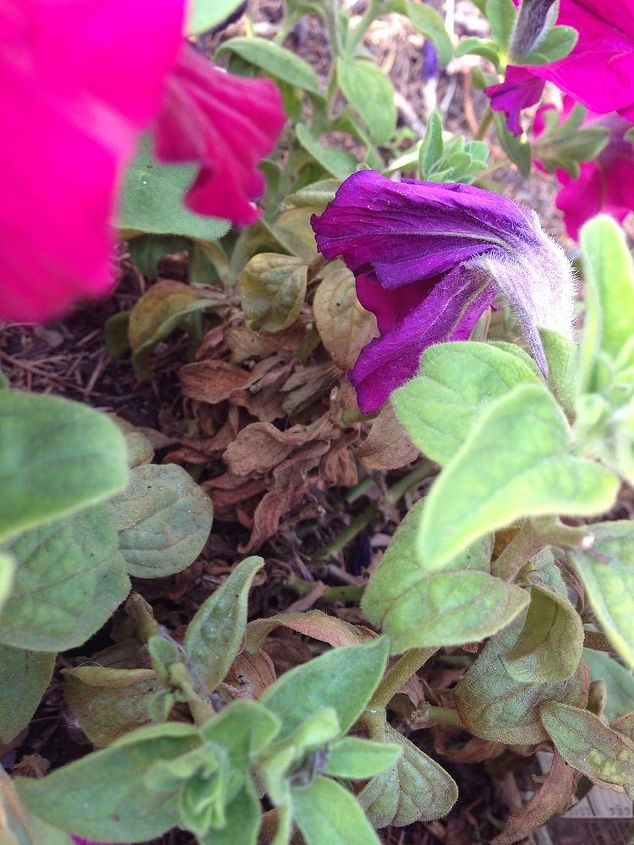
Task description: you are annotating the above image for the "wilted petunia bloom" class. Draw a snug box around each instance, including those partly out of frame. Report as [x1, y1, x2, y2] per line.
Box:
[155, 44, 286, 226]
[311, 170, 574, 413]
[534, 103, 634, 240]
[486, 0, 634, 135]
[0, 2, 285, 323]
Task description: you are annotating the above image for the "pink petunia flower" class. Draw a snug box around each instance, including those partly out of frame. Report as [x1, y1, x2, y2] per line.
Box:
[486, 0, 634, 135]
[0, 3, 285, 323]
[534, 103, 634, 240]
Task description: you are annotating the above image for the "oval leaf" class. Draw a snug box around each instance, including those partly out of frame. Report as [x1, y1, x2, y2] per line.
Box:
[0, 391, 127, 542]
[0, 507, 130, 652]
[216, 37, 321, 95]
[0, 645, 54, 744]
[417, 384, 619, 572]
[292, 776, 380, 845]
[261, 637, 388, 739]
[239, 253, 307, 332]
[187, 0, 244, 34]
[184, 556, 265, 694]
[359, 723, 457, 827]
[111, 464, 213, 578]
[569, 521, 634, 669]
[16, 723, 200, 842]
[336, 58, 396, 145]
[540, 701, 634, 798]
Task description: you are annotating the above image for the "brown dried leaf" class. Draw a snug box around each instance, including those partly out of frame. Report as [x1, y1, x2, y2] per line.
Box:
[434, 731, 506, 764]
[224, 649, 276, 699]
[320, 433, 359, 487]
[246, 609, 366, 653]
[225, 323, 306, 362]
[313, 263, 378, 370]
[357, 402, 420, 471]
[225, 422, 317, 476]
[240, 484, 311, 551]
[492, 753, 576, 845]
[180, 357, 278, 404]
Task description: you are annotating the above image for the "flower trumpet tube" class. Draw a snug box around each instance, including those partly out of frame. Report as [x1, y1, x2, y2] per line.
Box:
[311, 170, 574, 413]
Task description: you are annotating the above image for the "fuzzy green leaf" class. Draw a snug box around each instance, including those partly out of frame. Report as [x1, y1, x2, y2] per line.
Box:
[0, 645, 54, 743]
[216, 37, 321, 95]
[187, 0, 244, 34]
[110, 464, 213, 578]
[0, 507, 129, 652]
[185, 557, 265, 694]
[323, 737, 402, 779]
[0, 391, 127, 542]
[292, 776, 380, 845]
[240, 253, 308, 332]
[417, 384, 619, 572]
[583, 648, 634, 722]
[337, 58, 396, 145]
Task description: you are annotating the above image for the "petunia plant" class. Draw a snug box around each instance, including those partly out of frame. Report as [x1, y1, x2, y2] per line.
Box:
[2, 0, 634, 843]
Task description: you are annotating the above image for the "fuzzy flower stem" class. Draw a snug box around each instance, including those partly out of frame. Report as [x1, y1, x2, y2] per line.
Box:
[370, 648, 436, 709]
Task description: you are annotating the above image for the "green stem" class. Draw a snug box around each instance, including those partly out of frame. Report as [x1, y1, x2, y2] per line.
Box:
[493, 519, 596, 582]
[417, 704, 464, 728]
[285, 576, 365, 604]
[474, 105, 493, 140]
[370, 648, 436, 709]
[313, 461, 435, 560]
[345, 0, 381, 55]
[474, 157, 511, 181]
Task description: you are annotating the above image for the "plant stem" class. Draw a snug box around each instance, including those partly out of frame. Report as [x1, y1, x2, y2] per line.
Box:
[345, 0, 381, 55]
[417, 704, 464, 728]
[370, 647, 436, 708]
[285, 576, 365, 604]
[474, 105, 493, 140]
[313, 461, 435, 560]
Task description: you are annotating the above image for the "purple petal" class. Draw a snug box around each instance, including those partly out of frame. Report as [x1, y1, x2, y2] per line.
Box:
[350, 267, 497, 413]
[311, 171, 540, 291]
[485, 66, 546, 136]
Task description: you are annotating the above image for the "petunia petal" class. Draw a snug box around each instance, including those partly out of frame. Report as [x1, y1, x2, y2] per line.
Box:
[485, 67, 546, 136]
[312, 171, 541, 290]
[350, 267, 497, 412]
[154, 45, 286, 226]
[0, 0, 185, 322]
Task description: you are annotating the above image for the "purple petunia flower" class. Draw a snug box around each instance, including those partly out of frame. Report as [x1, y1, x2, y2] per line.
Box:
[311, 170, 574, 413]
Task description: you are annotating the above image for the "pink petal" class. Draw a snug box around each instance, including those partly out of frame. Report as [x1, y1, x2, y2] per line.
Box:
[0, 0, 185, 322]
[485, 67, 545, 136]
[556, 157, 634, 240]
[154, 45, 286, 226]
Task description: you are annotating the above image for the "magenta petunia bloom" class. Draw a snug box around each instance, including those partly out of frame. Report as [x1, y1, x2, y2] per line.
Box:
[534, 104, 634, 240]
[155, 44, 286, 226]
[311, 171, 574, 412]
[486, 0, 634, 135]
[0, 0, 185, 323]
[0, 4, 285, 324]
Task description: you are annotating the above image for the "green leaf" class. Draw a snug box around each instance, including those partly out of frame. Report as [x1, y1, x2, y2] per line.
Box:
[454, 614, 588, 744]
[532, 104, 609, 179]
[359, 723, 457, 827]
[295, 124, 358, 179]
[63, 666, 164, 746]
[486, 0, 516, 48]
[110, 464, 213, 578]
[261, 638, 388, 738]
[503, 584, 584, 683]
[0, 769, 73, 845]
[128, 280, 217, 374]
[418, 112, 443, 176]
[0, 645, 54, 743]
[216, 37, 321, 95]
[519, 25, 578, 65]
[239, 253, 308, 332]
[455, 36, 501, 68]
[0, 550, 14, 612]
[389, 0, 453, 66]
[186, 0, 244, 34]
[493, 111, 532, 175]
[184, 556, 265, 694]
[197, 780, 262, 845]
[583, 648, 634, 722]
[0, 507, 130, 652]
[540, 702, 634, 798]
[336, 58, 396, 145]
[580, 215, 634, 389]
[323, 737, 402, 779]
[17, 723, 201, 842]
[569, 521, 634, 669]
[362, 499, 529, 651]
[119, 136, 231, 240]
[392, 341, 541, 465]
[286, 179, 340, 209]
[201, 699, 281, 764]
[0, 391, 128, 542]
[417, 384, 619, 572]
[292, 776, 381, 845]
[540, 328, 577, 417]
